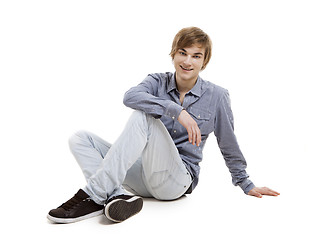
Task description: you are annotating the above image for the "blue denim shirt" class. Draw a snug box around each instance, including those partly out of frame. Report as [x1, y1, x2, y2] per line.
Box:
[123, 72, 255, 194]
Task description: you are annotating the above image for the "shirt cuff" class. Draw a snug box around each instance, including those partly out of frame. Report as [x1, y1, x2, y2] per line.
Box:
[165, 101, 184, 120]
[238, 179, 256, 194]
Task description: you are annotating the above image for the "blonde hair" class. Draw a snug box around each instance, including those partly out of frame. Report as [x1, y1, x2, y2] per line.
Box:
[170, 27, 212, 70]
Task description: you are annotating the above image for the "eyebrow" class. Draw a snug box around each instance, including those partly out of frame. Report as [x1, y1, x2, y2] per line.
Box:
[180, 48, 204, 56]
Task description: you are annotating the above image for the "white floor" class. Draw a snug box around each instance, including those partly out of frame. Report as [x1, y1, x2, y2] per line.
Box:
[3, 139, 330, 240]
[22, 187, 330, 240]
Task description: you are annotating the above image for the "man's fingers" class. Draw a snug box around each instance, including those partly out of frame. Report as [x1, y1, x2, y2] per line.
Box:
[178, 110, 201, 146]
[249, 187, 280, 197]
[248, 189, 262, 198]
[191, 127, 196, 145]
[187, 128, 193, 144]
[261, 187, 280, 196]
[254, 190, 262, 198]
[190, 125, 201, 146]
[196, 127, 201, 146]
[256, 192, 263, 198]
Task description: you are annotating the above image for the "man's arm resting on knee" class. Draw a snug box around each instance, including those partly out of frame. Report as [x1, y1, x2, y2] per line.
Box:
[178, 110, 201, 146]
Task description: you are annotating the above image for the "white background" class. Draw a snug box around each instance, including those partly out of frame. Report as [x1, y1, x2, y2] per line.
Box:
[1, 0, 330, 239]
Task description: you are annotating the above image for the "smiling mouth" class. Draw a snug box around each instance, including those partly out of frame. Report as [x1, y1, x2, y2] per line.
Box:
[180, 65, 193, 71]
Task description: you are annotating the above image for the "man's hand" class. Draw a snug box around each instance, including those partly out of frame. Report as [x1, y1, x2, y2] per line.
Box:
[178, 110, 201, 146]
[248, 187, 280, 198]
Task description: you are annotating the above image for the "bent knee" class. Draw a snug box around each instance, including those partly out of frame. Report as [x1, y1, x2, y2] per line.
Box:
[68, 130, 90, 149]
[130, 110, 147, 122]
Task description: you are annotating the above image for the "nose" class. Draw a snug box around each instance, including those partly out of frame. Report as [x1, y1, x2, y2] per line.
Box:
[183, 55, 192, 66]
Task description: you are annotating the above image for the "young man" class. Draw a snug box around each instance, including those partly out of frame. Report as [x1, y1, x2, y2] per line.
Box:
[47, 27, 279, 224]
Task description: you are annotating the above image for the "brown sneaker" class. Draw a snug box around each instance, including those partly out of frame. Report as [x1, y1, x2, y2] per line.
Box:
[47, 189, 103, 223]
[104, 195, 143, 223]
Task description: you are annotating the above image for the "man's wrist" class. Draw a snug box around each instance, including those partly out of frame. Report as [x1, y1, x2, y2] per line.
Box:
[165, 102, 184, 120]
[238, 179, 256, 194]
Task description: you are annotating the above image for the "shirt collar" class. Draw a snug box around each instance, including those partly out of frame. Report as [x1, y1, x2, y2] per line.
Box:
[167, 72, 203, 97]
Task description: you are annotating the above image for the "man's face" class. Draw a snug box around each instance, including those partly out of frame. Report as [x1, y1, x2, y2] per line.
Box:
[173, 44, 205, 83]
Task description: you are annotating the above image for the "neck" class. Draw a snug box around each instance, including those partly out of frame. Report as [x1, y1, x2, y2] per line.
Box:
[175, 74, 198, 93]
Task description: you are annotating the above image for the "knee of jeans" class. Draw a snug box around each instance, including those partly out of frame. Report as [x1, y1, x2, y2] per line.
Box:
[68, 130, 89, 150]
[129, 111, 149, 129]
[131, 110, 146, 121]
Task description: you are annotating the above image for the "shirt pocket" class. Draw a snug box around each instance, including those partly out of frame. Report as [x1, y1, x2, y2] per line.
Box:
[187, 106, 214, 135]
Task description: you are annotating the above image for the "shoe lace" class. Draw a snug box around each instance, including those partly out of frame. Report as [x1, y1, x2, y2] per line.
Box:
[59, 193, 86, 211]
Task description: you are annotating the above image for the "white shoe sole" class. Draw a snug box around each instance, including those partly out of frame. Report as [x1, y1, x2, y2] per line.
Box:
[47, 210, 103, 224]
[104, 196, 143, 223]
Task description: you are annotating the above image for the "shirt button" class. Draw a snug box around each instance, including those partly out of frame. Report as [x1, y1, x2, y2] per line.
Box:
[198, 115, 201, 119]
[173, 130, 177, 133]
[172, 116, 175, 120]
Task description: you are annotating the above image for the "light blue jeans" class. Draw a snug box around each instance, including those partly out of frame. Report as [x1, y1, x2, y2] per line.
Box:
[69, 111, 192, 205]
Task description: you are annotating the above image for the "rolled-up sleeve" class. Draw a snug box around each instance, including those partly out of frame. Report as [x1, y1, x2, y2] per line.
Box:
[123, 74, 183, 119]
[214, 89, 255, 194]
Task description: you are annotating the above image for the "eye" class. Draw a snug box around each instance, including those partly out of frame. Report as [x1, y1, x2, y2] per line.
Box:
[193, 55, 201, 59]
[179, 51, 186, 56]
